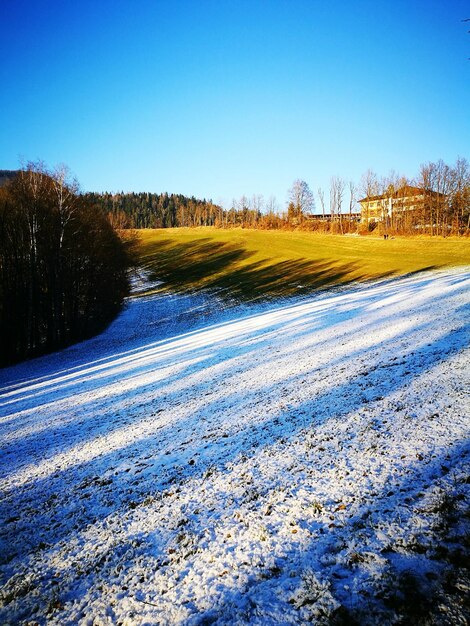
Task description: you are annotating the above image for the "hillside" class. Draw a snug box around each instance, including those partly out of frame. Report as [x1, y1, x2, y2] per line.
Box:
[0, 268, 469, 624]
[138, 228, 470, 301]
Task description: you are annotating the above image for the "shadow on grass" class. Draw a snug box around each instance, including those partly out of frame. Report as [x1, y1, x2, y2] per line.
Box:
[140, 238, 397, 302]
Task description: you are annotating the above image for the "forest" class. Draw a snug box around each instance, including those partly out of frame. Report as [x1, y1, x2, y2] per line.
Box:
[84, 191, 223, 229]
[0, 165, 132, 366]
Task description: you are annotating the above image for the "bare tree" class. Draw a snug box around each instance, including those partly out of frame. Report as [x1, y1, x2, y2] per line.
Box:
[359, 169, 380, 228]
[382, 172, 410, 233]
[418, 160, 453, 235]
[52, 164, 79, 245]
[348, 181, 357, 228]
[250, 194, 264, 226]
[451, 157, 470, 232]
[317, 187, 326, 218]
[330, 176, 346, 232]
[263, 196, 281, 229]
[266, 195, 278, 215]
[287, 179, 314, 224]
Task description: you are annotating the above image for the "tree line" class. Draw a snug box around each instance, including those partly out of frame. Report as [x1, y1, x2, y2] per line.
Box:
[0, 164, 132, 366]
[84, 191, 223, 229]
[93, 157, 469, 235]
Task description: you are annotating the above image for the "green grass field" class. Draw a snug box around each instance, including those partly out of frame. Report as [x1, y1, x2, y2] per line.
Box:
[137, 228, 470, 301]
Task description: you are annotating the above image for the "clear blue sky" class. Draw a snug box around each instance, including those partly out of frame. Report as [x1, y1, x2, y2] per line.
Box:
[1, 0, 469, 209]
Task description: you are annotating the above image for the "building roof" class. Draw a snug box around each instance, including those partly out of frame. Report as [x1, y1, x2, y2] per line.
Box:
[358, 185, 444, 204]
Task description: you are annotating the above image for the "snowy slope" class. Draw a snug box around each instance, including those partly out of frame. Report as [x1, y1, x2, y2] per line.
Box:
[0, 269, 469, 625]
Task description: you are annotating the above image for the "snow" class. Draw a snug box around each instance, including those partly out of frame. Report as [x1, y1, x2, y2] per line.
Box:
[0, 268, 469, 625]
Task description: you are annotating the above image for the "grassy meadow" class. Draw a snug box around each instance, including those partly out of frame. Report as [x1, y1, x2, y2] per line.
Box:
[137, 228, 470, 301]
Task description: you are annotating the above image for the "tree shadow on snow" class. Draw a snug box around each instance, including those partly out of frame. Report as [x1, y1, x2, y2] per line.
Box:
[0, 270, 468, 624]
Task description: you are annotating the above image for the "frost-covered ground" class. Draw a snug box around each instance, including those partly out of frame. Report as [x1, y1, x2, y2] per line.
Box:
[1, 268, 469, 625]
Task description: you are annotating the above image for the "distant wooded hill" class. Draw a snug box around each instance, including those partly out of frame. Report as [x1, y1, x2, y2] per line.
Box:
[84, 191, 223, 229]
[0, 170, 18, 187]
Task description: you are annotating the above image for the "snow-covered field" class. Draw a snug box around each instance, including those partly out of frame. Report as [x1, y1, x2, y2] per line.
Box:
[1, 269, 469, 625]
